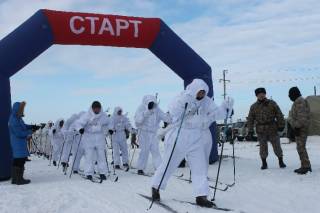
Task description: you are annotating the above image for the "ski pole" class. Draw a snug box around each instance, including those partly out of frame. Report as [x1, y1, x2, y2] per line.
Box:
[105, 137, 111, 174]
[129, 145, 137, 169]
[31, 137, 41, 154]
[49, 144, 53, 166]
[57, 136, 67, 169]
[64, 134, 76, 174]
[148, 103, 188, 210]
[43, 133, 48, 159]
[229, 112, 236, 187]
[38, 128, 43, 155]
[212, 108, 230, 201]
[110, 134, 116, 176]
[129, 131, 139, 169]
[69, 134, 83, 178]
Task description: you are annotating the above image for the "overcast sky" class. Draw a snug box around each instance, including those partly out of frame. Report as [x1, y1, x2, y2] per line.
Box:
[1, 0, 320, 124]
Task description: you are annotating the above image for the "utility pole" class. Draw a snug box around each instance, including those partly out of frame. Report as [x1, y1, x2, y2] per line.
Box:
[219, 69, 230, 100]
[314, 86, 317, 96]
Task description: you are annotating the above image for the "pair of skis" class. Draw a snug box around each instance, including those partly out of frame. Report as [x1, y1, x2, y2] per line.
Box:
[78, 171, 118, 183]
[138, 193, 235, 212]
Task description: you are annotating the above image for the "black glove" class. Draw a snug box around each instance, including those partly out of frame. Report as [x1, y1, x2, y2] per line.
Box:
[148, 102, 154, 110]
[278, 127, 285, 132]
[79, 128, 84, 135]
[109, 130, 114, 135]
[294, 128, 301, 137]
[230, 109, 234, 117]
[41, 123, 46, 129]
[125, 129, 130, 139]
[53, 129, 56, 134]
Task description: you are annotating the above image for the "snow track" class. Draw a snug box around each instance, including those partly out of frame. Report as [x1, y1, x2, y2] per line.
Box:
[1, 137, 319, 213]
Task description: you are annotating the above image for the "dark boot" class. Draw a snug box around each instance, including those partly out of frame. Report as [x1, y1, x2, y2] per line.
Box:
[11, 167, 18, 184]
[152, 187, 160, 201]
[294, 167, 312, 175]
[100, 174, 107, 180]
[87, 175, 93, 180]
[278, 157, 286, 168]
[196, 196, 215, 208]
[115, 165, 121, 169]
[123, 163, 129, 167]
[137, 170, 145, 175]
[16, 167, 30, 185]
[53, 161, 57, 166]
[261, 159, 268, 170]
[73, 171, 78, 174]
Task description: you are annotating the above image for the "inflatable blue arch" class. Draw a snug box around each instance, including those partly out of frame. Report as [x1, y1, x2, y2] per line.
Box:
[0, 9, 217, 180]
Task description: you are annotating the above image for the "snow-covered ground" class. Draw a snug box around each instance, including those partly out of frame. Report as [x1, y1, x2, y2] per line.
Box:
[1, 137, 319, 213]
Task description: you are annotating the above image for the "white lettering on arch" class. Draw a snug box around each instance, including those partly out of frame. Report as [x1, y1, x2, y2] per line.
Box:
[70, 16, 85, 34]
[115, 19, 129, 37]
[98, 17, 115, 36]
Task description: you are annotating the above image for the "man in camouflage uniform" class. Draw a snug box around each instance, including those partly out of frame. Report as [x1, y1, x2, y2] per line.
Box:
[288, 87, 312, 174]
[247, 88, 287, 170]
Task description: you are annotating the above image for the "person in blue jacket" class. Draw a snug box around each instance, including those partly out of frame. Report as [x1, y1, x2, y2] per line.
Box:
[8, 101, 38, 185]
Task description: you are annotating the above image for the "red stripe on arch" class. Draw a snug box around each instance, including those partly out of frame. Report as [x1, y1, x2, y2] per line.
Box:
[43, 9, 161, 48]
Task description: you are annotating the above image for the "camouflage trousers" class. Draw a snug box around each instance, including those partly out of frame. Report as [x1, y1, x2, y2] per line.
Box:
[258, 134, 283, 159]
[296, 132, 311, 168]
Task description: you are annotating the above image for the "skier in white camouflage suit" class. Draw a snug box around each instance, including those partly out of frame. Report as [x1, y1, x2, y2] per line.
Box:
[75, 101, 112, 180]
[110, 107, 132, 170]
[50, 119, 65, 166]
[134, 95, 172, 175]
[151, 79, 233, 208]
[60, 114, 80, 171]
[70, 111, 86, 174]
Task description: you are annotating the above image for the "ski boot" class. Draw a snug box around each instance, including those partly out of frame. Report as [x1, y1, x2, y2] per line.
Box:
[115, 165, 121, 170]
[53, 161, 57, 166]
[196, 196, 215, 208]
[152, 187, 160, 201]
[87, 175, 93, 180]
[100, 174, 107, 180]
[137, 170, 145, 175]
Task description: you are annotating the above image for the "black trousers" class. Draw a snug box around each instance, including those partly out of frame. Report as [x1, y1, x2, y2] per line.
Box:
[13, 158, 26, 168]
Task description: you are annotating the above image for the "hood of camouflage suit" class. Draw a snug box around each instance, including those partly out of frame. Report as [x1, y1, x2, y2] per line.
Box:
[185, 79, 209, 100]
[88, 104, 104, 119]
[113, 106, 123, 116]
[54, 118, 64, 130]
[142, 95, 157, 110]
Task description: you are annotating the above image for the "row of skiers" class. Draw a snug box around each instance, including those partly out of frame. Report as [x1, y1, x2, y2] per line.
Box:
[9, 79, 234, 208]
[31, 105, 137, 176]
